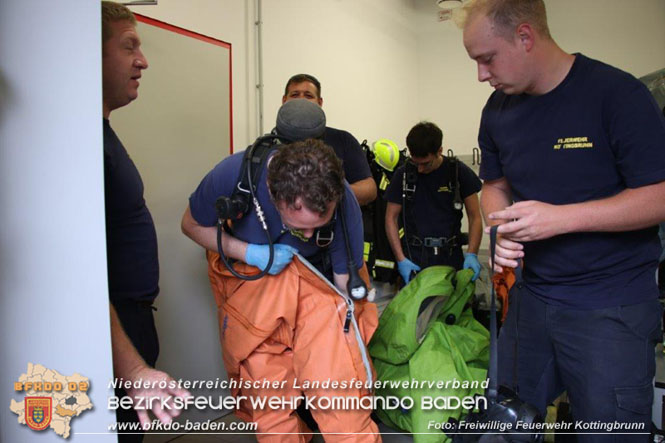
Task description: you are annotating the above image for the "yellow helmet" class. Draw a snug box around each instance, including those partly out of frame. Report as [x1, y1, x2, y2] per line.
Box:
[372, 138, 400, 172]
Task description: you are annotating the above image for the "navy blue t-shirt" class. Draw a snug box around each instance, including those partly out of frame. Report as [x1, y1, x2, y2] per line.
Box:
[189, 150, 364, 275]
[323, 127, 372, 184]
[479, 54, 665, 308]
[104, 119, 159, 303]
[385, 158, 481, 239]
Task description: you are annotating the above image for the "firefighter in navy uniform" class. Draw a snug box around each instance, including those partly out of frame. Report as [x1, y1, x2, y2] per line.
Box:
[385, 121, 483, 285]
[361, 138, 406, 284]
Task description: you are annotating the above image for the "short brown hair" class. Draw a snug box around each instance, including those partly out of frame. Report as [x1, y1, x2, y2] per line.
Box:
[102, 1, 136, 44]
[267, 139, 344, 215]
[463, 0, 551, 41]
[283, 74, 322, 98]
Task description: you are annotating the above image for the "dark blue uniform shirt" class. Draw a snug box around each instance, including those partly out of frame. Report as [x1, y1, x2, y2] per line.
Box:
[479, 54, 665, 308]
[104, 119, 160, 303]
[385, 158, 481, 240]
[189, 149, 364, 275]
[322, 127, 372, 184]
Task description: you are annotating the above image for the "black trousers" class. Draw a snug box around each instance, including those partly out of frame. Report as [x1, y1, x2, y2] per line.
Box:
[113, 301, 160, 443]
[499, 284, 660, 442]
[408, 243, 464, 270]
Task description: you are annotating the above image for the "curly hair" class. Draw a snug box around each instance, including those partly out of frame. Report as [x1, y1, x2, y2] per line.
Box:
[267, 139, 345, 215]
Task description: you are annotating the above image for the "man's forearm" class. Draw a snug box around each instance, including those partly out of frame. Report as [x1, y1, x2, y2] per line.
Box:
[566, 181, 665, 233]
[333, 272, 349, 295]
[385, 204, 406, 262]
[181, 205, 248, 259]
[110, 304, 146, 380]
[110, 305, 192, 426]
[487, 180, 665, 242]
[350, 178, 377, 206]
[480, 179, 513, 226]
[464, 194, 483, 254]
[467, 214, 482, 254]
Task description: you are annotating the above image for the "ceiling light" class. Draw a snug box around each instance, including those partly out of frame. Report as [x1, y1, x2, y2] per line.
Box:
[437, 0, 463, 9]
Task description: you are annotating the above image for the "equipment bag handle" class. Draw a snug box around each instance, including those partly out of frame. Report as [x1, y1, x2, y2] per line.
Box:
[487, 225, 499, 404]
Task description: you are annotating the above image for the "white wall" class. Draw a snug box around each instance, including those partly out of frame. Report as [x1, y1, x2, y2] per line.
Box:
[130, 0, 257, 151]
[132, 0, 665, 158]
[0, 1, 116, 442]
[261, 0, 420, 147]
[548, 0, 665, 76]
[138, 1, 422, 148]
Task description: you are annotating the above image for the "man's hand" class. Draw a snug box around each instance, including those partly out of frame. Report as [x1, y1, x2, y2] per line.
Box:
[245, 243, 298, 275]
[487, 234, 524, 273]
[397, 258, 421, 284]
[125, 367, 192, 427]
[463, 253, 482, 281]
[487, 200, 569, 242]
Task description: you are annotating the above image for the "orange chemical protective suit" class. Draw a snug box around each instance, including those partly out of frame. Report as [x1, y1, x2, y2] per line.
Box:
[491, 267, 516, 322]
[206, 250, 381, 442]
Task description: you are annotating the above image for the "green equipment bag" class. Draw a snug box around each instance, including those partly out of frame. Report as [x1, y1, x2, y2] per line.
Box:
[369, 266, 489, 443]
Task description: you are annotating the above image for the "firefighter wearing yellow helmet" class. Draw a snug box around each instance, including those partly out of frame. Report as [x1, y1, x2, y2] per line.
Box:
[373, 139, 400, 172]
[359, 138, 405, 284]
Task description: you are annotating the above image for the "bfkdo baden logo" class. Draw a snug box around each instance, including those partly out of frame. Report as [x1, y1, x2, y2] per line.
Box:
[25, 397, 52, 431]
[10, 363, 93, 439]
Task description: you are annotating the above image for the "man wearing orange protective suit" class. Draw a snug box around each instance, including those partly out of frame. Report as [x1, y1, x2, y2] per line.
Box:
[182, 100, 381, 442]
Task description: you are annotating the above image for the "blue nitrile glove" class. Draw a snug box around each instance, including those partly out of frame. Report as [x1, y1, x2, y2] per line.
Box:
[398, 258, 421, 284]
[245, 243, 298, 275]
[464, 252, 481, 281]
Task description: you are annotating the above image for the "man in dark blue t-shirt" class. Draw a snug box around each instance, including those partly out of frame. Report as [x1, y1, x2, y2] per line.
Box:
[463, 0, 665, 438]
[182, 137, 364, 292]
[282, 73, 377, 206]
[102, 3, 189, 440]
[384, 122, 483, 284]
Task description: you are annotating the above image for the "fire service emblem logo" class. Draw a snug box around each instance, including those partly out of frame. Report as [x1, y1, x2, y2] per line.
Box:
[25, 397, 52, 431]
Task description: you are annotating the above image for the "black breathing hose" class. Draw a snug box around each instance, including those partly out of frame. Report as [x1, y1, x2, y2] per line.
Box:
[339, 196, 367, 300]
[216, 141, 275, 281]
